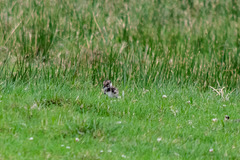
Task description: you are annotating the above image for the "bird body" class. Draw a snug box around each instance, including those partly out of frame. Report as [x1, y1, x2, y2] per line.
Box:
[103, 80, 119, 98]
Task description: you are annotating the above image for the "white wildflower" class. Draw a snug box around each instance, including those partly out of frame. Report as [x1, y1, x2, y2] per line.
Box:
[209, 148, 213, 152]
[212, 118, 218, 122]
[157, 137, 162, 142]
[121, 154, 126, 158]
[162, 95, 167, 98]
[107, 149, 112, 153]
[188, 120, 192, 125]
[75, 138, 79, 142]
[66, 146, 70, 149]
[29, 137, 33, 141]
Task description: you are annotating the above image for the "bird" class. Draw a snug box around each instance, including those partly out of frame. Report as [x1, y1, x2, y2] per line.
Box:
[224, 115, 240, 122]
[103, 80, 119, 98]
[225, 115, 230, 121]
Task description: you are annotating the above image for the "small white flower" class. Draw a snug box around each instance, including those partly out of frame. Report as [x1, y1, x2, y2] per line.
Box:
[223, 104, 226, 107]
[61, 144, 64, 147]
[121, 154, 127, 158]
[157, 137, 162, 142]
[212, 118, 218, 122]
[162, 95, 167, 98]
[100, 150, 104, 153]
[188, 120, 192, 125]
[107, 149, 112, 153]
[66, 146, 70, 149]
[209, 148, 213, 152]
[116, 121, 122, 124]
[75, 138, 79, 142]
[29, 137, 33, 141]
[187, 101, 191, 104]
[232, 146, 235, 149]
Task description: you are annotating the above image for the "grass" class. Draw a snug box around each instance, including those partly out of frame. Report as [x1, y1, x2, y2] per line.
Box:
[0, 0, 239, 89]
[0, 0, 240, 159]
[0, 81, 239, 159]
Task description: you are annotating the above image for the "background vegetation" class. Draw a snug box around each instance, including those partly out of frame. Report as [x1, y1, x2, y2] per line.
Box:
[0, 0, 239, 89]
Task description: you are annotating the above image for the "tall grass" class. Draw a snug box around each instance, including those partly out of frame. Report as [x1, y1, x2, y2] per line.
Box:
[0, 0, 239, 89]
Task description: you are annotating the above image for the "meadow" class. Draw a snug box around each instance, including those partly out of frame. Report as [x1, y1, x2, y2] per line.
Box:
[0, 0, 239, 159]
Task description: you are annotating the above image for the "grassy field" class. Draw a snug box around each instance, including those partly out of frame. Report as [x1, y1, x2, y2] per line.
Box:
[0, 81, 239, 159]
[0, 0, 240, 159]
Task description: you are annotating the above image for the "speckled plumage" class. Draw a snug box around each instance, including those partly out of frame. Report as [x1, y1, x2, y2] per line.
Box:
[103, 80, 119, 98]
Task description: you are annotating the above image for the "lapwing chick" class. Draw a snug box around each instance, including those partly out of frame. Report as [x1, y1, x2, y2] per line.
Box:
[103, 80, 119, 98]
[224, 115, 240, 122]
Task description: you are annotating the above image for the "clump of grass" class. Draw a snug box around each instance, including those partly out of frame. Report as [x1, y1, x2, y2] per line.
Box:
[0, 0, 239, 89]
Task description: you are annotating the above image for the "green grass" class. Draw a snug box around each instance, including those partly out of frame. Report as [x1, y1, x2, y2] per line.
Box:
[0, 81, 239, 159]
[0, 0, 240, 159]
[0, 0, 239, 89]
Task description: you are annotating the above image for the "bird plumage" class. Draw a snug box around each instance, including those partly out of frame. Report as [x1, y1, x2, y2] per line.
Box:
[103, 80, 119, 98]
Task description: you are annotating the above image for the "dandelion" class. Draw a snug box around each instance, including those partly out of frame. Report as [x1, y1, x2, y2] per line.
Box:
[75, 138, 79, 142]
[66, 146, 70, 149]
[162, 95, 167, 98]
[29, 137, 34, 141]
[209, 148, 213, 152]
[157, 137, 162, 142]
[212, 118, 218, 122]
